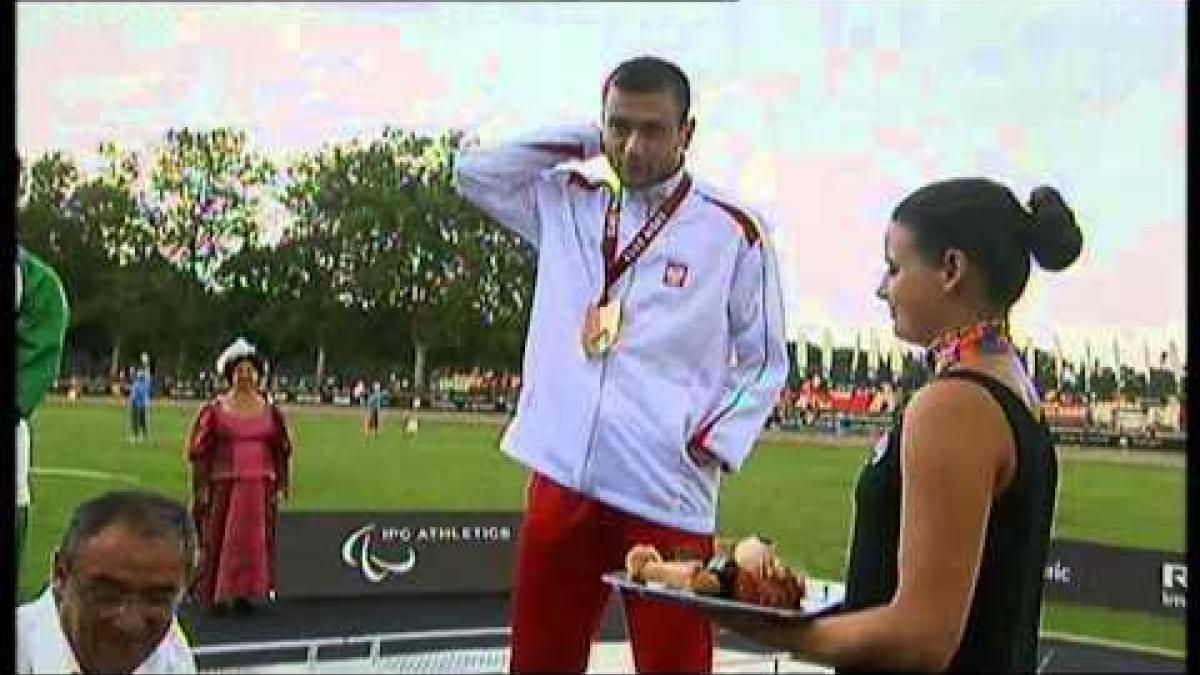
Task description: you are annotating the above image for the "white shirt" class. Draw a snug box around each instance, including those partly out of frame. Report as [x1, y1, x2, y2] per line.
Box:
[16, 263, 29, 506]
[16, 419, 30, 506]
[455, 124, 788, 534]
[16, 587, 197, 674]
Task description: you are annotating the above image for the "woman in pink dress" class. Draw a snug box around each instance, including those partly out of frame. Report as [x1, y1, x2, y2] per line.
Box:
[186, 338, 293, 614]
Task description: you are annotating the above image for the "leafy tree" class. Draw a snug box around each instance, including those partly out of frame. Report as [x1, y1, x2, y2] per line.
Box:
[18, 152, 81, 258]
[144, 127, 277, 375]
[72, 143, 180, 378]
[19, 127, 537, 389]
[265, 141, 366, 387]
[385, 129, 533, 387]
[17, 152, 116, 374]
[286, 128, 532, 393]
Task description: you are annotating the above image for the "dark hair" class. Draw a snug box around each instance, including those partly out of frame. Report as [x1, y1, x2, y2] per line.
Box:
[603, 55, 691, 124]
[223, 353, 265, 382]
[892, 178, 1083, 310]
[59, 489, 199, 572]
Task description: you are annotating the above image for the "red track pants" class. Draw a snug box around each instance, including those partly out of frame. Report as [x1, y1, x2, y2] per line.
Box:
[508, 472, 715, 673]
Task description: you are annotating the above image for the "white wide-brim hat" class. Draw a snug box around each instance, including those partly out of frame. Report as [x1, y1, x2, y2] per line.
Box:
[216, 337, 258, 376]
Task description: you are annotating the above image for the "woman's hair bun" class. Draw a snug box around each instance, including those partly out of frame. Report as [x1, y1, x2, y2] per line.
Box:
[1024, 185, 1082, 271]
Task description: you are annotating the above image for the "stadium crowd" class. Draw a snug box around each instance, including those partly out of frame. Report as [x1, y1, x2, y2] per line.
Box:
[56, 354, 1186, 441]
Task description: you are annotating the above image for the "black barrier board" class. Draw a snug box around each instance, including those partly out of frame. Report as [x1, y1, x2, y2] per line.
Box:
[1043, 539, 1185, 618]
[1050, 428, 1186, 451]
[276, 511, 523, 598]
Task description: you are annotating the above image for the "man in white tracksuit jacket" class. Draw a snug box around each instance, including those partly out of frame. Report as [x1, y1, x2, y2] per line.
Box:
[455, 55, 787, 673]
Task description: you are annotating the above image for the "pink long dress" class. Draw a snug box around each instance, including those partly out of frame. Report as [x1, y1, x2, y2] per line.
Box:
[186, 397, 292, 606]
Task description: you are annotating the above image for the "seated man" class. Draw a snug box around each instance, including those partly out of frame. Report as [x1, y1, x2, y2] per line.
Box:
[17, 489, 199, 674]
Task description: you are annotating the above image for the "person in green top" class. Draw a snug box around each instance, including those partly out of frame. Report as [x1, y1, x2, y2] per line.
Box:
[16, 244, 70, 576]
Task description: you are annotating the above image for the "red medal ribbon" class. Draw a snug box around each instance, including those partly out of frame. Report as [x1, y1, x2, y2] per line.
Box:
[599, 173, 693, 304]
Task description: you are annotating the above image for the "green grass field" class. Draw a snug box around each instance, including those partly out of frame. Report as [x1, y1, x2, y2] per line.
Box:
[21, 399, 1185, 653]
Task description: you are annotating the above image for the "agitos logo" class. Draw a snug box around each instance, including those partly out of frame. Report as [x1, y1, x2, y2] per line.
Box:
[340, 524, 416, 583]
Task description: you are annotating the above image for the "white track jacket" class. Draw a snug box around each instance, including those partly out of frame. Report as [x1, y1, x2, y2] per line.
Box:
[455, 123, 787, 534]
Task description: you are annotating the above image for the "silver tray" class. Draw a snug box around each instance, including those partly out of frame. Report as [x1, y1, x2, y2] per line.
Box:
[603, 571, 843, 622]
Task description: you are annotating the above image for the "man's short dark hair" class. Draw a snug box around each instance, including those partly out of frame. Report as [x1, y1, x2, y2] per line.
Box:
[603, 55, 691, 124]
[59, 489, 199, 573]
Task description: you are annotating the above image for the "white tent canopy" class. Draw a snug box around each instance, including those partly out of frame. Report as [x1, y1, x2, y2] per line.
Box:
[786, 322, 1184, 375]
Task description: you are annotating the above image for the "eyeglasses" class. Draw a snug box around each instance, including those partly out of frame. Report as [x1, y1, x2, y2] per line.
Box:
[68, 578, 183, 616]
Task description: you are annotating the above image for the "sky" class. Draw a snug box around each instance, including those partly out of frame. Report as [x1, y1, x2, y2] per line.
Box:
[16, 2, 1186, 365]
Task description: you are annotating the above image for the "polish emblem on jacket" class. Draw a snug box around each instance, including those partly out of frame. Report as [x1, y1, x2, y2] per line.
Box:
[663, 260, 689, 288]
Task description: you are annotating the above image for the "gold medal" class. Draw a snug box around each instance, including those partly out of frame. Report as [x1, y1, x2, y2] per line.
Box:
[582, 301, 622, 358]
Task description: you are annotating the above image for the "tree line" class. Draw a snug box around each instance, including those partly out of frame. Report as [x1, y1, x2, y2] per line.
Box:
[17, 125, 1173, 403]
[17, 126, 534, 391]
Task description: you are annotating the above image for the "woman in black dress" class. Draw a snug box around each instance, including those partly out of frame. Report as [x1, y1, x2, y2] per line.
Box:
[713, 178, 1082, 672]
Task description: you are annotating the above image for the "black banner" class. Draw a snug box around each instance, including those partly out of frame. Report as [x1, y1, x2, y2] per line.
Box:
[276, 511, 523, 599]
[1043, 539, 1185, 618]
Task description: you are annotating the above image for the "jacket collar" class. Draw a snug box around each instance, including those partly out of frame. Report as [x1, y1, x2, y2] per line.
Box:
[627, 164, 687, 210]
